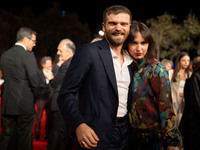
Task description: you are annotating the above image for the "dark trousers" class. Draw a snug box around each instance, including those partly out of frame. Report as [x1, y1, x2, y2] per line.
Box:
[34, 99, 48, 139]
[0, 114, 35, 150]
[47, 111, 74, 150]
[108, 117, 130, 150]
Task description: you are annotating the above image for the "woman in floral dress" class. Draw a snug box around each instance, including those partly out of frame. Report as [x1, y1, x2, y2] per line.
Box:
[124, 21, 183, 150]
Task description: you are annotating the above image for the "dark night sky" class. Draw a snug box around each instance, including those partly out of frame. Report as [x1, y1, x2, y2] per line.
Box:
[1, 0, 200, 34]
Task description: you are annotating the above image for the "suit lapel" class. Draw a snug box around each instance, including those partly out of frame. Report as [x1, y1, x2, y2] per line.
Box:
[41, 70, 45, 81]
[97, 40, 118, 96]
[40, 70, 48, 85]
[127, 64, 133, 111]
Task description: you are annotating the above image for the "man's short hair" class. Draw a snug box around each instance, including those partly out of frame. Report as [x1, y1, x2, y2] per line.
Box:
[16, 27, 37, 41]
[103, 5, 132, 24]
[60, 38, 76, 54]
[40, 56, 52, 66]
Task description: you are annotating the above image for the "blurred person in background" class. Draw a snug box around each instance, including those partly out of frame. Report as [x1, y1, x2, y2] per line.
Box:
[161, 58, 173, 71]
[33, 56, 53, 141]
[168, 51, 192, 127]
[179, 56, 200, 150]
[46, 39, 75, 150]
[0, 27, 39, 150]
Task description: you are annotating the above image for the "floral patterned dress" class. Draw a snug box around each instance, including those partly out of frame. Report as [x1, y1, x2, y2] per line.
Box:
[129, 58, 183, 150]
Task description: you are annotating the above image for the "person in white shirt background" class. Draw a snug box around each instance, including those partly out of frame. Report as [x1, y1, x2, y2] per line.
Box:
[33, 56, 53, 141]
[168, 51, 192, 127]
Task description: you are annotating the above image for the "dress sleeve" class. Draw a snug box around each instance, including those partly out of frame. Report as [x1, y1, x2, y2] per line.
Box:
[150, 63, 183, 148]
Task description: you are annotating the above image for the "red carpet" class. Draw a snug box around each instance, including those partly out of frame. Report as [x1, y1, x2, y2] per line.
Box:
[33, 141, 48, 150]
[32, 106, 75, 150]
[32, 106, 48, 150]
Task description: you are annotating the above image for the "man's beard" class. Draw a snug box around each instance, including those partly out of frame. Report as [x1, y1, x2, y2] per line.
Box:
[107, 36, 125, 46]
[105, 31, 128, 46]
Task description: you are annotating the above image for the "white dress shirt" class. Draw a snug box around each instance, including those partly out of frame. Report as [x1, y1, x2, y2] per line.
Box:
[110, 48, 133, 117]
[42, 70, 50, 84]
[15, 43, 27, 50]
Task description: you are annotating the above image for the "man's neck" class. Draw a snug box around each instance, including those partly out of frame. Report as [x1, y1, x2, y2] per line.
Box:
[110, 45, 124, 67]
[15, 42, 27, 50]
[110, 45, 123, 57]
[64, 54, 73, 62]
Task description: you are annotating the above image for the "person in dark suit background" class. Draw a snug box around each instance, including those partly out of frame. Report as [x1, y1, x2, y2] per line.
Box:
[33, 56, 53, 141]
[57, 5, 132, 150]
[0, 27, 39, 150]
[179, 56, 200, 150]
[46, 38, 76, 150]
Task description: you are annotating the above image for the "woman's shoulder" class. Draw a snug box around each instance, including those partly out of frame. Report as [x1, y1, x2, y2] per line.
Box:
[150, 59, 167, 71]
[142, 59, 168, 77]
[168, 69, 174, 81]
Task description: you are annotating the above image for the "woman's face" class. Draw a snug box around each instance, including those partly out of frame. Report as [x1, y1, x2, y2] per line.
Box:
[179, 55, 190, 69]
[128, 32, 149, 60]
[165, 62, 172, 71]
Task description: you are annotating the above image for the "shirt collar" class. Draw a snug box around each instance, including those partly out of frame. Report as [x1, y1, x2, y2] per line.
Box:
[124, 51, 133, 65]
[110, 47, 133, 65]
[110, 47, 118, 58]
[42, 69, 48, 74]
[15, 43, 27, 51]
[64, 56, 73, 62]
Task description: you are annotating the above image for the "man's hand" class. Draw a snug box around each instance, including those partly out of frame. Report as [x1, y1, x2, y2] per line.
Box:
[43, 69, 54, 80]
[56, 58, 64, 67]
[76, 123, 99, 149]
[167, 146, 180, 150]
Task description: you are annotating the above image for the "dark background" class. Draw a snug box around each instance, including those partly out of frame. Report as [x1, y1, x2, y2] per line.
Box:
[1, 0, 200, 34]
[1, 0, 200, 61]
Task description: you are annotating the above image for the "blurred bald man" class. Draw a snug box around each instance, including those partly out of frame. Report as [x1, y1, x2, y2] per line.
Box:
[46, 39, 76, 150]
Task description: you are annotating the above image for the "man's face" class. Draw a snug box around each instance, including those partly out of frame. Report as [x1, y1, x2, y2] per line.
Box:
[57, 40, 74, 61]
[26, 34, 36, 51]
[42, 60, 52, 71]
[102, 13, 131, 47]
[57, 42, 67, 61]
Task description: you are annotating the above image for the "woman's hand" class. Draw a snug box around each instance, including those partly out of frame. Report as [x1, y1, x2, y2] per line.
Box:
[179, 93, 184, 98]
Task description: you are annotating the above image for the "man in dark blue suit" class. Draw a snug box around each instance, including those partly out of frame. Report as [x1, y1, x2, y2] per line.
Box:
[0, 27, 39, 150]
[57, 5, 133, 150]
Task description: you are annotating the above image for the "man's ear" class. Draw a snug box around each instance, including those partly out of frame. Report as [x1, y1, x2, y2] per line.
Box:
[102, 23, 105, 32]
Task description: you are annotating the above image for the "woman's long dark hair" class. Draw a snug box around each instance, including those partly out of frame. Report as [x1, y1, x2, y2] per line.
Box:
[124, 20, 156, 65]
[171, 51, 191, 82]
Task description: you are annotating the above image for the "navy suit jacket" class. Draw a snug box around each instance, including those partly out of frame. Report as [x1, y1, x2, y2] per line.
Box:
[57, 39, 132, 149]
